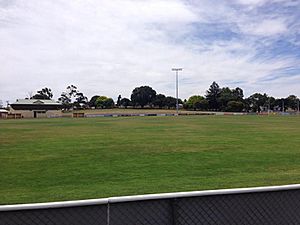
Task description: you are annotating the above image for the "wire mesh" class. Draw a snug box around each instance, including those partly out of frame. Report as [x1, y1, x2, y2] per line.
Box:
[175, 189, 300, 225]
[0, 188, 299, 225]
[0, 205, 107, 225]
[109, 199, 173, 225]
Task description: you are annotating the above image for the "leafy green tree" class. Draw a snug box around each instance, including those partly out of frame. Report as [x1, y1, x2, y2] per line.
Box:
[266, 96, 276, 111]
[58, 85, 87, 110]
[66, 85, 78, 97]
[219, 87, 233, 111]
[89, 95, 100, 108]
[246, 93, 268, 112]
[186, 95, 207, 111]
[104, 98, 115, 109]
[218, 87, 245, 111]
[153, 94, 166, 108]
[226, 101, 244, 112]
[194, 99, 208, 111]
[95, 96, 115, 109]
[285, 95, 298, 110]
[232, 87, 244, 101]
[162, 96, 183, 109]
[31, 87, 53, 100]
[120, 98, 131, 108]
[131, 86, 156, 108]
[74, 92, 88, 109]
[274, 98, 288, 112]
[206, 81, 221, 111]
[58, 92, 72, 110]
[96, 96, 108, 109]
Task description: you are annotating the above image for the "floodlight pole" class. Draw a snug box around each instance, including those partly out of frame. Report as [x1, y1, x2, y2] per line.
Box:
[172, 68, 183, 115]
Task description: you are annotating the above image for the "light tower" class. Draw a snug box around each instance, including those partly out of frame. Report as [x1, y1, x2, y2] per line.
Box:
[172, 68, 183, 115]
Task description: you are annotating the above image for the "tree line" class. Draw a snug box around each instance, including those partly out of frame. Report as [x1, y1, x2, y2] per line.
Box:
[26, 82, 300, 112]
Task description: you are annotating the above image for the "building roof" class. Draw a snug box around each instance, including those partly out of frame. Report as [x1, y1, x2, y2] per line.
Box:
[10, 99, 63, 110]
[0, 109, 8, 113]
[12, 99, 61, 105]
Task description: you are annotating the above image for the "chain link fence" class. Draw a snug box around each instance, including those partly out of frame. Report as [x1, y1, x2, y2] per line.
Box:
[1, 184, 300, 225]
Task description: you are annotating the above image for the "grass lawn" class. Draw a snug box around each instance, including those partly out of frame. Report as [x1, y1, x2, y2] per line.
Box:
[72, 108, 213, 115]
[73, 108, 179, 114]
[0, 115, 300, 205]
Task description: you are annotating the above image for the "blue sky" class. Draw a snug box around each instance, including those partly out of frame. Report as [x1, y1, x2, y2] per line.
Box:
[0, 0, 299, 103]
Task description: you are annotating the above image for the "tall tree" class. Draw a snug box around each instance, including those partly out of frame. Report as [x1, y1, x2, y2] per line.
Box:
[95, 96, 115, 109]
[274, 98, 288, 112]
[120, 98, 131, 108]
[266, 96, 276, 111]
[117, 95, 122, 107]
[226, 101, 244, 112]
[58, 85, 77, 110]
[219, 87, 233, 111]
[164, 96, 182, 109]
[153, 94, 166, 108]
[206, 81, 221, 111]
[285, 95, 298, 110]
[67, 85, 78, 97]
[186, 95, 208, 111]
[131, 86, 156, 108]
[89, 95, 100, 108]
[58, 92, 72, 110]
[31, 87, 53, 100]
[58, 85, 87, 110]
[246, 93, 268, 112]
[74, 92, 88, 109]
[218, 87, 245, 111]
[232, 87, 244, 101]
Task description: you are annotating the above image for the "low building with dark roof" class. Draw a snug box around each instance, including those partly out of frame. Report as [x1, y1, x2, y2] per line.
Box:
[0, 109, 8, 119]
[10, 99, 63, 118]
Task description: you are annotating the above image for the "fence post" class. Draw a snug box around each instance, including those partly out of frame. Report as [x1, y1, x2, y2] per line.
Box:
[107, 202, 110, 225]
[171, 198, 177, 225]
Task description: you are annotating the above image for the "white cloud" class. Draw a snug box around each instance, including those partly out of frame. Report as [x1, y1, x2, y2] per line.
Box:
[235, 0, 268, 7]
[0, 0, 299, 103]
[240, 19, 288, 36]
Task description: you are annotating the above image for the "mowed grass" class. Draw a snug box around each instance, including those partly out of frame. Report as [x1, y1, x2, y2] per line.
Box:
[0, 115, 300, 205]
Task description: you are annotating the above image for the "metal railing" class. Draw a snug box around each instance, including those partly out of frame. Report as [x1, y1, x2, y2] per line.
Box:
[1, 184, 300, 225]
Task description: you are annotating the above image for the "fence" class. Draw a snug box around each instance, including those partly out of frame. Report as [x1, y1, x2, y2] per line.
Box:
[0, 184, 300, 225]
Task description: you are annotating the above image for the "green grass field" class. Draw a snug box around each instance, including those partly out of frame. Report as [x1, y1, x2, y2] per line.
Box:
[0, 115, 300, 205]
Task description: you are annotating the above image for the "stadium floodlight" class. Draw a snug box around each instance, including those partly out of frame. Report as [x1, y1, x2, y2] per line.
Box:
[172, 68, 183, 115]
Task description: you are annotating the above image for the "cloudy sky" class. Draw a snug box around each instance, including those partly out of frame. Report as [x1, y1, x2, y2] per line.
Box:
[0, 0, 300, 103]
